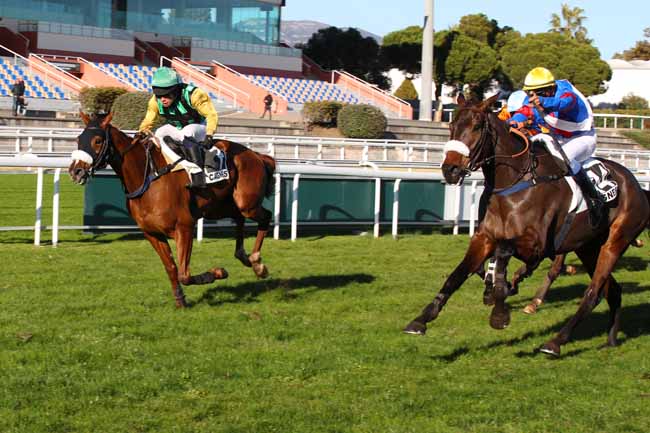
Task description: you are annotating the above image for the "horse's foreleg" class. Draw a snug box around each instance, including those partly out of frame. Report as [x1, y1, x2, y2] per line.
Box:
[404, 232, 495, 335]
[143, 232, 187, 308]
[233, 215, 252, 268]
[540, 235, 631, 357]
[489, 241, 515, 330]
[175, 225, 228, 289]
[240, 206, 272, 279]
[522, 254, 565, 314]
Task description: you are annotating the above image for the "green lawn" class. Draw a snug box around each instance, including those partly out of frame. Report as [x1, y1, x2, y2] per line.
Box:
[1, 174, 649, 433]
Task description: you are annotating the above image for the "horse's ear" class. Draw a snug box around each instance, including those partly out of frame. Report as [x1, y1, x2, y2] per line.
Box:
[100, 112, 113, 129]
[457, 93, 467, 107]
[479, 94, 501, 112]
[80, 110, 90, 125]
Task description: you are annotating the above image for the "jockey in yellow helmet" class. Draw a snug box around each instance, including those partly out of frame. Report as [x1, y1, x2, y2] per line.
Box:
[523, 66, 603, 226]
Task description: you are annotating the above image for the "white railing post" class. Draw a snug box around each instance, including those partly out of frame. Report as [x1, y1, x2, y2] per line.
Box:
[197, 218, 204, 242]
[469, 180, 478, 236]
[273, 173, 281, 240]
[291, 174, 300, 241]
[15, 130, 20, 153]
[373, 177, 381, 238]
[453, 184, 462, 235]
[392, 179, 401, 239]
[34, 168, 44, 246]
[52, 168, 61, 247]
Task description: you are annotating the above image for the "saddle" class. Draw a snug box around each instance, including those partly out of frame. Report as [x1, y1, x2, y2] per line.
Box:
[163, 136, 230, 184]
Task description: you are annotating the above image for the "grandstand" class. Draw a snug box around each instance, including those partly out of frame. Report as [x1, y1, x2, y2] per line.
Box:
[0, 1, 412, 119]
[0, 57, 66, 99]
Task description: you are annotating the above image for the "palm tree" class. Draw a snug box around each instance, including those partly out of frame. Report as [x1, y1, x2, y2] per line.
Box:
[549, 3, 590, 43]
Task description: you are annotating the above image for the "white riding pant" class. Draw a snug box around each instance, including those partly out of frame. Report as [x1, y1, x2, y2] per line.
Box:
[155, 124, 207, 174]
[531, 130, 597, 175]
[155, 123, 207, 144]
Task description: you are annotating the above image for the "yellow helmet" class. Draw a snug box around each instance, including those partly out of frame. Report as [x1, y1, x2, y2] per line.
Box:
[522, 67, 555, 91]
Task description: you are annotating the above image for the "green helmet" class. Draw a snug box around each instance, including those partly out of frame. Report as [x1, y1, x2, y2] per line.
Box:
[152, 67, 182, 96]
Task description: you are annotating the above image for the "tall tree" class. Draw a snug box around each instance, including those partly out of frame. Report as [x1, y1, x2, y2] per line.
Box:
[549, 3, 590, 43]
[382, 26, 423, 78]
[613, 27, 650, 60]
[500, 32, 611, 96]
[302, 27, 389, 89]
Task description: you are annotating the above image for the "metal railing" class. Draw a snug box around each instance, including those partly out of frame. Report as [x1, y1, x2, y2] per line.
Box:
[593, 113, 650, 129]
[3, 127, 650, 172]
[3, 155, 650, 247]
[167, 57, 249, 109]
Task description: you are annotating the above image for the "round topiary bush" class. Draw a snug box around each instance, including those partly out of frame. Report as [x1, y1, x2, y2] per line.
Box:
[302, 101, 345, 127]
[111, 91, 161, 130]
[337, 104, 387, 139]
[79, 86, 128, 114]
[394, 78, 418, 100]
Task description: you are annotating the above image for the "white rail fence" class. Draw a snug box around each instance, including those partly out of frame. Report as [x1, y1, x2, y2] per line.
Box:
[0, 155, 480, 246]
[3, 128, 650, 172]
[2, 155, 650, 248]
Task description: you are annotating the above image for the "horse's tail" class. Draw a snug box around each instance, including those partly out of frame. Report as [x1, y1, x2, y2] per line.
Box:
[259, 153, 277, 198]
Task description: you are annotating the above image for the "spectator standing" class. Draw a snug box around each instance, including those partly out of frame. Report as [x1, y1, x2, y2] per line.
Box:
[11, 79, 25, 116]
[261, 93, 273, 120]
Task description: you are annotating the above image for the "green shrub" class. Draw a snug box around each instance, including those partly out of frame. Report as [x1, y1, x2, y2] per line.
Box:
[79, 87, 128, 114]
[619, 93, 649, 110]
[302, 101, 345, 127]
[394, 79, 418, 100]
[337, 104, 387, 139]
[111, 91, 160, 130]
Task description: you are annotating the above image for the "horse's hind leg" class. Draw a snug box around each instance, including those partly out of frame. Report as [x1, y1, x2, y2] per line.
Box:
[233, 215, 252, 268]
[540, 234, 631, 357]
[240, 206, 272, 279]
[175, 225, 228, 289]
[522, 254, 566, 314]
[143, 232, 187, 308]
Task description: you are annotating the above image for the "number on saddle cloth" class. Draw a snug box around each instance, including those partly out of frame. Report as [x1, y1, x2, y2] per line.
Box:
[204, 146, 229, 183]
[582, 159, 618, 203]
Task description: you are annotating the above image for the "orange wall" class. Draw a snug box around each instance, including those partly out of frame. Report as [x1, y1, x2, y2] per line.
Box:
[79, 63, 133, 90]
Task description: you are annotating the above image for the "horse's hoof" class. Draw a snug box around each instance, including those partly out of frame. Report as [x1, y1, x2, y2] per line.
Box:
[564, 265, 578, 275]
[234, 249, 252, 267]
[489, 303, 511, 329]
[211, 267, 228, 280]
[403, 321, 427, 335]
[175, 299, 188, 308]
[539, 341, 561, 357]
[253, 263, 269, 279]
[522, 303, 538, 315]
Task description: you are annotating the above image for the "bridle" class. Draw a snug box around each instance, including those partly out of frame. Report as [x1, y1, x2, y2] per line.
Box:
[452, 108, 534, 189]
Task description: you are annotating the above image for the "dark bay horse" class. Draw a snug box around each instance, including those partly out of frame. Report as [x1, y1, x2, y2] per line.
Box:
[69, 112, 276, 307]
[404, 94, 650, 356]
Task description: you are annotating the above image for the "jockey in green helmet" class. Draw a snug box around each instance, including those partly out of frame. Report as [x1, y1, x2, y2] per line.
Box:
[139, 67, 219, 188]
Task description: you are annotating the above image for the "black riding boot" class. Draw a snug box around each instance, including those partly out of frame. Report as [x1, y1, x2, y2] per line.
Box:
[573, 168, 604, 227]
[183, 138, 207, 189]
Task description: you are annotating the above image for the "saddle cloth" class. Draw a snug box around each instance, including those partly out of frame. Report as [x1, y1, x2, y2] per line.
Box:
[565, 158, 618, 214]
[153, 136, 229, 184]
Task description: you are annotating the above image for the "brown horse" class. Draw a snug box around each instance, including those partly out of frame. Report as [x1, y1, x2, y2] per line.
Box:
[69, 112, 276, 307]
[404, 94, 650, 356]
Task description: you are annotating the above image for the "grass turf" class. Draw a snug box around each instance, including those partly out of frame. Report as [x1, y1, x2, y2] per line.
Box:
[1, 173, 649, 432]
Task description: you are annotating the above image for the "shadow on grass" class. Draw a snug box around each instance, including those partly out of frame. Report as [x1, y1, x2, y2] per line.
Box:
[510, 280, 650, 310]
[193, 273, 375, 306]
[429, 302, 650, 362]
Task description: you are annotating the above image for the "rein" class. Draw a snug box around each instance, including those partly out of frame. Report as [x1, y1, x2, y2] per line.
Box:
[87, 127, 181, 199]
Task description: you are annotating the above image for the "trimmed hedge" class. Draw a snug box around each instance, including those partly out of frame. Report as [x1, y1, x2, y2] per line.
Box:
[111, 91, 161, 130]
[337, 104, 387, 139]
[593, 108, 650, 129]
[79, 87, 128, 114]
[302, 101, 345, 127]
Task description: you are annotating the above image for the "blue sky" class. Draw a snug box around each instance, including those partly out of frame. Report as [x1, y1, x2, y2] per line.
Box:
[282, 0, 647, 59]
